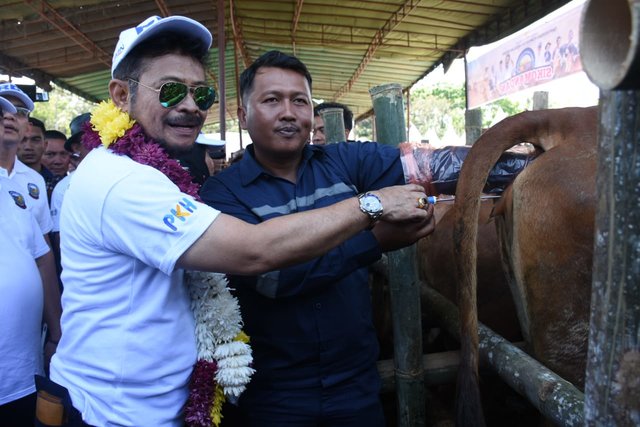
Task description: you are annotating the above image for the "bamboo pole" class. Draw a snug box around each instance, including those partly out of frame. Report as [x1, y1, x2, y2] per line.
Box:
[422, 285, 585, 426]
[369, 83, 425, 427]
[318, 107, 345, 144]
[580, 0, 640, 424]
[377, 350, 460, 393]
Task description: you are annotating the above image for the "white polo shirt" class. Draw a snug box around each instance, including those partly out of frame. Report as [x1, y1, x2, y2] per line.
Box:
[50, 147, 220, 427]
[0, 158, 53, 235]
[50, 173, 72, 233]
[0, 177, 49, 405]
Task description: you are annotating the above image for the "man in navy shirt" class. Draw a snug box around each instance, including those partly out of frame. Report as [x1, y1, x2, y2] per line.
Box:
[200, 50, 436, 426]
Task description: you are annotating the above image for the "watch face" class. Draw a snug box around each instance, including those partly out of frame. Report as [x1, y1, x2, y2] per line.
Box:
[362, 195, 382, 212]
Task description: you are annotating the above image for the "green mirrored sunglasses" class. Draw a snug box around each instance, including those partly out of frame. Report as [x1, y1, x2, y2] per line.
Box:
[129, 79, 216, 111]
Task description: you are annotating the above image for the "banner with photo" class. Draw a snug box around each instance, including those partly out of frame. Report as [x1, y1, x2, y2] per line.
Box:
[466, 0, 585, 109]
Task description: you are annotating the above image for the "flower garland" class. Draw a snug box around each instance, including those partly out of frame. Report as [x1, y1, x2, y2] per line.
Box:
[82, 102, 201, 200]
[85, 100, 254, 427]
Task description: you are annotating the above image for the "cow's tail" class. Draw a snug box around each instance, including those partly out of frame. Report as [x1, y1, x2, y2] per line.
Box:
[451, 107, 597, 426]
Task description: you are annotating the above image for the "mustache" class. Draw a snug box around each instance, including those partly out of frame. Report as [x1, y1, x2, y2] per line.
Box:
[276, 124, 300, 132]
[166, 114, 204, 127]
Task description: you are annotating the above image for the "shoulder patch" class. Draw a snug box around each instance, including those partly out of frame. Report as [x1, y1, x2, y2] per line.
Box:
[9, 190, 27, 209]
[27, 183, 40, 200]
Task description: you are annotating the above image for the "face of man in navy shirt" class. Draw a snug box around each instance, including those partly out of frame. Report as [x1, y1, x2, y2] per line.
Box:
[238, 67, 313, 169]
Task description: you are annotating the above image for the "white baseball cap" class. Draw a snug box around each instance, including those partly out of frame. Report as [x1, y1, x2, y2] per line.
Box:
[0, 96, 17, 114]
[196, 133, 225, 146]
[0, 82, 35, 111]
[111, 15, 213, 77]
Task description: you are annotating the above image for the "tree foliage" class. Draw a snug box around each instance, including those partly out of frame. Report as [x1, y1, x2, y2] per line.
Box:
[31, 85, 96, 136]
[408, 83, 524, 143]
[409, 84, 466, 142]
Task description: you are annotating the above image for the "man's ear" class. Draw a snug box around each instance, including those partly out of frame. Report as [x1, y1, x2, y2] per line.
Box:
[237, 106, 248, 130]
[109, 79, 130, 113]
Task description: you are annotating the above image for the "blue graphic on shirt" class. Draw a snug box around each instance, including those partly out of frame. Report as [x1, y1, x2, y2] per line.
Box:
[163, 197, 198, 231]
[27, 183, 40, 200]
[9, 190, 26, 209]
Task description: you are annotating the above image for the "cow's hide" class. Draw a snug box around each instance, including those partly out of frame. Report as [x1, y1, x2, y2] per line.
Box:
[417, 200, 522, 344]
[453, 106, 598, 426]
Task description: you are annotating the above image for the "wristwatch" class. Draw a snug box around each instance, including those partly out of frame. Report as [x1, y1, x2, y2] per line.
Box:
[357, 192, 383, 226]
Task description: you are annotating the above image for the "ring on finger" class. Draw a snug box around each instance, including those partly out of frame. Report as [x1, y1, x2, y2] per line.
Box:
[417, 197, 428, 209]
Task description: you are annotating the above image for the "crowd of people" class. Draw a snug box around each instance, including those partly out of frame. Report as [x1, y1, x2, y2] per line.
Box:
[1, 13, 532, 427]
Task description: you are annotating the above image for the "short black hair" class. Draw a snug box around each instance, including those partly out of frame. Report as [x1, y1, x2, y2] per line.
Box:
[314, 102, 354, 131]
[239, 50, 312, 105]
[27, 117, 46, 134]
[45, 130, 67, 140]
[113, 31, 210, 99]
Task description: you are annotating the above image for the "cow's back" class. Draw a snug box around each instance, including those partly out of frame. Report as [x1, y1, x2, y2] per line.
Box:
[495, 132, 596, 388]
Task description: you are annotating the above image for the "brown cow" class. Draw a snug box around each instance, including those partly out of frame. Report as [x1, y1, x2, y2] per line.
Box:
[418, 200, 522, 344]
[452, 106, 598, 426]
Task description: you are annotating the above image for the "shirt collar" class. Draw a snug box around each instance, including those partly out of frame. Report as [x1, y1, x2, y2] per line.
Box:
[237, 143, 324, 186]
[13, 158, 30, 175]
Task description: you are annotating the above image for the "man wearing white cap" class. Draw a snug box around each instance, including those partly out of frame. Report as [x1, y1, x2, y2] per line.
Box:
[0, 95, 56, 426]
[196, 132, 226, 176]
[47, 15, 431, 427]
[0, 83, 55, 239]
[0, 84, 61, 379]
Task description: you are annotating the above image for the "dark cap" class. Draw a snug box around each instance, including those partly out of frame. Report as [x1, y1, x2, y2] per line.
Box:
[65, 112, 92, 152]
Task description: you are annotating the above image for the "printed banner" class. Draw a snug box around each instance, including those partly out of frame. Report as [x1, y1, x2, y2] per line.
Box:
[466, 0, 585, 109]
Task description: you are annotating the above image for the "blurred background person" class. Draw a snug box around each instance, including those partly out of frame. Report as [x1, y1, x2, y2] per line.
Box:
[64, 113, 91, 173]
[42, 130, 70, 177]
[18, 117, 62, 201]
[312, 101, 353, 145]
[197, 133, 226, 176]
[50, 113, 91, 279]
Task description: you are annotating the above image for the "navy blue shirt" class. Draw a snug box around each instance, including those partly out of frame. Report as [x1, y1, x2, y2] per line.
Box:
[200, 142, 405, 394]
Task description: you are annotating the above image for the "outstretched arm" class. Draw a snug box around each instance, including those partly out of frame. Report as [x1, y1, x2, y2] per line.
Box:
[178, 184, 429, 275]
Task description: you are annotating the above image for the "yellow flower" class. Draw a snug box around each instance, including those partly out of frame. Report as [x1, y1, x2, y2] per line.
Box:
[235, 331, 250, 344]
[91, 100, 136, 147]
[210, 385, 225, 427]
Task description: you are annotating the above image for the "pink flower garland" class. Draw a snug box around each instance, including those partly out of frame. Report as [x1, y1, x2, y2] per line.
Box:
[82, 121, 219, 425]
[82, 108, 253, 427]
[185, 360, 219, 426]
[82, 122, 202, 200]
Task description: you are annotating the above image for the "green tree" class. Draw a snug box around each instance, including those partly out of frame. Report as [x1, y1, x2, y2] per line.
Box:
[31, 85, 96, 135]
[355, 116, 373, 140]
[481, 97, 525, 129]
[409, 83, 524, 141]
[409, 83, 466, 141]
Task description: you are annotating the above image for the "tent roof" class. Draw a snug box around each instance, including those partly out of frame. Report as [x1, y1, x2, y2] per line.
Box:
[0, 0, 570, 122]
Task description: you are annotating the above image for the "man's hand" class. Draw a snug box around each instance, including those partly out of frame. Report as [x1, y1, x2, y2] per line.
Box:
[371, 184, 432, 223]
[372, 203, 435, 252]
[44, 340, 58, 376]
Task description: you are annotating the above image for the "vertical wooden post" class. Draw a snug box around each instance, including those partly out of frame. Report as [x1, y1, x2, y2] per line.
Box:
[465, 109, 482, 146]
[580, 0, 640, 424]
[217, 0, 226, 141]
[319, 107, 346, 144]
[584, 88, 640, 426]
[369, 83, 425, 427]
[532, 91, 548, 110]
